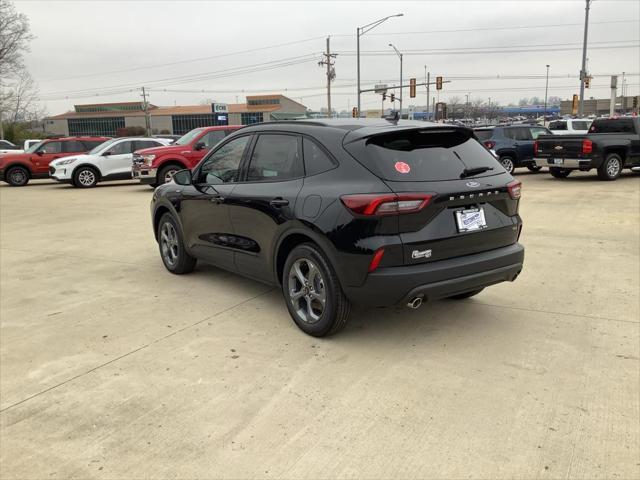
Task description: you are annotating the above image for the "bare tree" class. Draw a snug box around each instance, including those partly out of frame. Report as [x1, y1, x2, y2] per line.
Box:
[448, 96, 461, 120]
[0, 0, 34, 79]
[4, 68, 43, 123]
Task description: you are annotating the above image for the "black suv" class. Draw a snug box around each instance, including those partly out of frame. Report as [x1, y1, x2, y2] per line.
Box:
[151, 120, 525, 336]
[475, 125, 551, 173]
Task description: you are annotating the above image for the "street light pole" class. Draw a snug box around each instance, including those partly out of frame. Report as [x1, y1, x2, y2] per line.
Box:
[389, 43, 403, 117]
[544, 64, 550, 126]
[357, 14, 403, 117]
[578, 0, 592, 116]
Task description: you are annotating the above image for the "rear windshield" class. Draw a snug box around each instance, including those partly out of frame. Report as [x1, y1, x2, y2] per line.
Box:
[589, 118, 636, 134]
[345, 128, 500, 182]
[474, 129, 493, 141]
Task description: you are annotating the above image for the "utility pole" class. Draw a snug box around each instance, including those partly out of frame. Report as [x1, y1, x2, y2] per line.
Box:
[544, 64, 550, 126]
[141, 86, 151, 136]
[389, 43, 403, 117]
[578, 0, 592, 116]
[426, 71, 431, 122]
[319, 36, 337, 118]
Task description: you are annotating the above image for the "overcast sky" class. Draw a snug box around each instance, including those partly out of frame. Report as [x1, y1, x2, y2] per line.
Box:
[13, 0, 640, 114]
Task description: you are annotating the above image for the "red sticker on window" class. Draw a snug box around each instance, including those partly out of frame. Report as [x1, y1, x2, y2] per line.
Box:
[395, 161, 411, 174]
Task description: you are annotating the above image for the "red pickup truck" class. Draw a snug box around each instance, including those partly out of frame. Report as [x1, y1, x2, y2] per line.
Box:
[132, 125, 241, 186]
[0, 136, 109, 186]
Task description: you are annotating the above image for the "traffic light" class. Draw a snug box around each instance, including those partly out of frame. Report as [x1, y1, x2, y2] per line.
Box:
[633, 96, 638, 109]
[585, 76, 591, 88]
[436, 76, 443, 90]
[382, 92, 387, 101]
[390, 93, 395, 102]
[352, 107, 358, 118]
[409, 78, 417, 98]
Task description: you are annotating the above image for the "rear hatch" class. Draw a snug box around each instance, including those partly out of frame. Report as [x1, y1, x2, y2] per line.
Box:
[344, 126, 521, 265]
[535, 134, 585, 159]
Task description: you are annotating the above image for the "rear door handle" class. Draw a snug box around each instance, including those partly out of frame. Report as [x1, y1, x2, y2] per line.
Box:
[270, 197, 289, 207]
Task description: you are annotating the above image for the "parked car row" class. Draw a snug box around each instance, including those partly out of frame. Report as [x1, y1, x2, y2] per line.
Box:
[0, 126, 238, 187]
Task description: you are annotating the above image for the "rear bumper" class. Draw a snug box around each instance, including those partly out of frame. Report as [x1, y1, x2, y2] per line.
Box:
[132, 166, 157, 184]
[534, 157, 593, 169]
[343, 243, 524, 307]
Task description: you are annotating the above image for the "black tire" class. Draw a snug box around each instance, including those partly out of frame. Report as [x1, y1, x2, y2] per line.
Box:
[527, 164, 542, 172]
[73, 166, 99, 188]
[157, 213, 196, 274]
[499, 156, 515, 174]
[549, 167, 571, 179]
[448, 288, 484, 300]
[282, 243, 351, 337]
[597, 153, 623, 181]
[158, 165, 180, 185]
[5, 166, 30, 186]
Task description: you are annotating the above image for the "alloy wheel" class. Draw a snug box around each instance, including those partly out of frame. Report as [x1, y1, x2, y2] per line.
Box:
[501, 157, 514, 173]
[78, 169, 96, 186]
[9, 169, 27, 186]
[160, 222, 179, 266]
[288, 258, 326, 324]
[606, 157, 621, 178]
[164, 169, 178, 183]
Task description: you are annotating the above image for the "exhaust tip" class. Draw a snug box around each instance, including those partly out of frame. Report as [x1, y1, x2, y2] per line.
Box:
[407, 296, 423, 309]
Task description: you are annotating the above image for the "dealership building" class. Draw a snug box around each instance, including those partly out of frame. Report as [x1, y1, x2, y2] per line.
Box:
[43, 94, 308, 137]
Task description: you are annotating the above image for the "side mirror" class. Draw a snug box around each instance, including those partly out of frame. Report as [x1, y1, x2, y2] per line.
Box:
[36, 150, 44, 156]
[103, 150, 113, 156]
[194, 142, 205, 151]
[172, 169, 192, 186]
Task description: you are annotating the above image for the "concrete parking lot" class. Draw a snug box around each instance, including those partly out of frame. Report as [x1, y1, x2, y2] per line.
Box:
[1, 172, 638, 479]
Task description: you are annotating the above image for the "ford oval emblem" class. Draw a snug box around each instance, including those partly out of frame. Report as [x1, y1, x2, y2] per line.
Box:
[465, 180, 481, 188]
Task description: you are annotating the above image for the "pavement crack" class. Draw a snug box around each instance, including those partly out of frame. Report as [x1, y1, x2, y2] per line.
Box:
[474, 301, 639, 325]
[0, 287, 274, 414]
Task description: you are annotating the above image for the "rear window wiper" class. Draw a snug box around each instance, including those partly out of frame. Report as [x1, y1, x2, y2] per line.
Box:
[460, 166, 494, 178]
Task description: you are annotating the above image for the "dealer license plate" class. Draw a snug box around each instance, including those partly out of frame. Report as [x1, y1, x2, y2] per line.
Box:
[455, 208, 487, 233]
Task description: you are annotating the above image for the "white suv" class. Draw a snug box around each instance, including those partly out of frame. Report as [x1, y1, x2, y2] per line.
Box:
[49, 137, 169, 188]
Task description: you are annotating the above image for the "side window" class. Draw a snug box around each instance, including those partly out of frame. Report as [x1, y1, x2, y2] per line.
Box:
[63, 140, 85, 152]
[39, 141, 62, 154]
[529, 127, 549, 139]
[549, 121, 567, 131]
[108, 141, 134, 155]
[82, 140, 105, 150]
[200, 131, 226, 150]
[303, 138, 335, 176]
[134, 140, 162, 150]
[199, 135, 250, 184]
[246, 134, 302, 182]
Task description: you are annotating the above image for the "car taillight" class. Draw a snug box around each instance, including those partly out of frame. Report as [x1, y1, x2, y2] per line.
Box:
[341, 193, 433, 216]
[483, 140, 496, 149]
[507, 180, 522, 200]
[582, 139, 593, 154]
[534, 140, 539, 155]
[368, 248, 385, 273]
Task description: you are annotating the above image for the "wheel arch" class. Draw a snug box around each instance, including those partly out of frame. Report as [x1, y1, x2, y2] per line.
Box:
[72, 163, 102, 180]
[156, 159, 189, 183]
[4, 162, 33, 177]
[273, 226, 339, 286]
[602, 147, 627, 162]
